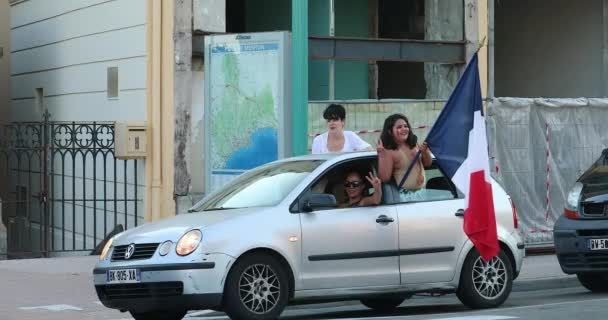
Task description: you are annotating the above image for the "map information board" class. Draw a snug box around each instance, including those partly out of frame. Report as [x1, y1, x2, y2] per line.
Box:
[204, 32, 291, 192]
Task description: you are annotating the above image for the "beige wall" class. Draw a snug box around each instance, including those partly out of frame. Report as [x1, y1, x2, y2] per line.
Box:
[1, 0, 9, 122]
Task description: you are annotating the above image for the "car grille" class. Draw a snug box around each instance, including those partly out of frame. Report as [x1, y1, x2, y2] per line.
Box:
[582, 202, 608, 217]
[558, 252, 608, 270]
[96, 282, 183, 300]
[111, 243, 159, 261]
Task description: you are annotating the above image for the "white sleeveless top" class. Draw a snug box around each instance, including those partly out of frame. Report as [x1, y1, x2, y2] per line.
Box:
[311, 131, 371, 154]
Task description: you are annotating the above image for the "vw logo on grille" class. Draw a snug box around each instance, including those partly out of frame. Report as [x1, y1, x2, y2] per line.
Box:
[124, 244, 136, 260]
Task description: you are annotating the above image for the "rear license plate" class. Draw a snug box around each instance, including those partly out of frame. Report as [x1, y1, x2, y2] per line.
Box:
[589, 239, 608, 250]
[106, 269, 141, 284]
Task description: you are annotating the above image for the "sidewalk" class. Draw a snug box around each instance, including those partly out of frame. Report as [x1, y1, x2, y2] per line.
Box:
[512, 254, 578, 292]
[0, 253, 579, 319]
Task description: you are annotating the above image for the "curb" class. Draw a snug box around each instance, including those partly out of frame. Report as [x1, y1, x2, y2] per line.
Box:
[512, 275, 580, 292]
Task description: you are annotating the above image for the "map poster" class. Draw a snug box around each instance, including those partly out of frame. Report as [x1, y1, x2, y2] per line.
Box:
[204, 32, 292, 193]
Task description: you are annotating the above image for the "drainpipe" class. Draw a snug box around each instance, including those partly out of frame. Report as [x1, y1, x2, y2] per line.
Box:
[292, 0, 309, 156]
[329, 0, 335, 100]
[488, 0, 495, 98]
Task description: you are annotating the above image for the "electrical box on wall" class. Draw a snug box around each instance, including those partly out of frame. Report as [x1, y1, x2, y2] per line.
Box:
[114, 122, 148, 159]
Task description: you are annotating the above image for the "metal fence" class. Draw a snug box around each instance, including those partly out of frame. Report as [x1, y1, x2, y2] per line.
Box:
[0, 112, 143, 258]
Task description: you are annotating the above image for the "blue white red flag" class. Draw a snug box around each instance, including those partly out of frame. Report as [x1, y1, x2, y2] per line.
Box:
[425, 53, 499, 261]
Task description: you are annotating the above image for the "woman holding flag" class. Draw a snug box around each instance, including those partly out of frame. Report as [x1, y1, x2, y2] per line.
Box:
[377, 114, 432, 201]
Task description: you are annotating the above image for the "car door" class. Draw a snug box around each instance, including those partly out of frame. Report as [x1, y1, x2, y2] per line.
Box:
[395, 165, 469, 284]
[299, 203, 400, 290]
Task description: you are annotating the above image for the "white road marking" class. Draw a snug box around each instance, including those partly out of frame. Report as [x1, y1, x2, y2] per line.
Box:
[188, 310, 217, 316]
[94, 301, 103, 306]
[19, 304, 83, 311]
[426, 316, 518, 320]
[336, 316, 517, 320]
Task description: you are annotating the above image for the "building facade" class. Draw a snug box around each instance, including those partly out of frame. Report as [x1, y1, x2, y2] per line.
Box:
[2, 0, 486, 257]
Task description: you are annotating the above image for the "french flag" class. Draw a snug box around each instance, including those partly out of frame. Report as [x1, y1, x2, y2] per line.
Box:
[425, 53, 499, 262]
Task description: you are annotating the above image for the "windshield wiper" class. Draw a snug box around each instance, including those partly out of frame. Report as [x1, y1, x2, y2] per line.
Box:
[202, 207, 234, 212]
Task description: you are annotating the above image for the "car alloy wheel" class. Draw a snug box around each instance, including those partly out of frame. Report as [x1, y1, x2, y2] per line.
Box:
[223, 252, 289, 320]
[456, 249, 513, 309]
[238, 263, 281, 314]
[471, 255, 508, 299]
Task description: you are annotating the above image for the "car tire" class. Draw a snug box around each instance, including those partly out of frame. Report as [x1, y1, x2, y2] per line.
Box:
[577, 274, 608, 293]
[129, 310, 186, 320]
[223, 253, 290, 320]
[456, 249, 513, 309]
[360, 296, 407, 312]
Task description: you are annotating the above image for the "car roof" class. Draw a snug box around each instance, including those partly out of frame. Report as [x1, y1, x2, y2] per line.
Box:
[278, 151, 436, 163]
[278, 151, 378, 163]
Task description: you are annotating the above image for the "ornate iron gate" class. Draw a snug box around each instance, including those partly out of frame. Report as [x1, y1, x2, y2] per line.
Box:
[0, 112, 143, 258]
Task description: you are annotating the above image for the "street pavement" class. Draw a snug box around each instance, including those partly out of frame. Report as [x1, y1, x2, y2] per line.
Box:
[0, 254, 581, 320]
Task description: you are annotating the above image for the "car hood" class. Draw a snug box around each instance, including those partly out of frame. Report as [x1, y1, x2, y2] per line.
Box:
[579, 150, 608, 185]
[113, 208, 254, 245]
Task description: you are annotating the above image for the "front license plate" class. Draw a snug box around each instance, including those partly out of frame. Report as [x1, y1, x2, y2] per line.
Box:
[589, 239, 608, 250]
[106, 269, 141, 284]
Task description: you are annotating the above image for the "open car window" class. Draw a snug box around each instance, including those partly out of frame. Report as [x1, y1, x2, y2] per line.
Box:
[390, 162, 460, 204]
[307, 157, 381, 210]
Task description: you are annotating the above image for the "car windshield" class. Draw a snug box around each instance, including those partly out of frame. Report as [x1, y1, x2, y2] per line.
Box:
[580, 150, 608, 185]
[192, 160, 324, 211]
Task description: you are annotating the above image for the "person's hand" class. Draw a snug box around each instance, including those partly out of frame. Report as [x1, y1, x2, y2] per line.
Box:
[419, 141, 430, 153]
[377, 139, 385, 155]
[365, 171, 382, 190]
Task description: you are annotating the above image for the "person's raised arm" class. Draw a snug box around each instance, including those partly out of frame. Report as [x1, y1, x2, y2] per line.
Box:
[419, 142, 432, 168]
[360, 172, 382, 206]
[377, 139, 393, 182]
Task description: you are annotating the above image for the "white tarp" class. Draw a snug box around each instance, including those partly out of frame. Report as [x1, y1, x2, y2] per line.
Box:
[487, 98, 608, 246]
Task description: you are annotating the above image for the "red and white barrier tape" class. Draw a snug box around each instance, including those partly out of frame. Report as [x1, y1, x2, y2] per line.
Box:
[545, 122, 551, 222]
[308, 125, 429, 138]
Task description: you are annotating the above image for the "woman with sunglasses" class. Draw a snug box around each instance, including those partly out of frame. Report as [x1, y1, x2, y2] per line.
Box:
[339, 171, 382, 208]
[311, 104, 372, 154]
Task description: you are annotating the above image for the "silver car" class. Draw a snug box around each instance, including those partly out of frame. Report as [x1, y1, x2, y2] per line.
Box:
[94, 152, 524, 320]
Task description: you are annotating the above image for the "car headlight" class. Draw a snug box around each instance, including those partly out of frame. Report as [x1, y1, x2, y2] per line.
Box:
[176, 230, 202, 256]
[566, 182, 583, 211]
[564, 182, 584, 219]
[99, 237, 114, 261]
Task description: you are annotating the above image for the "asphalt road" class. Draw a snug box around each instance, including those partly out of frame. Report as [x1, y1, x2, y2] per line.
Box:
[186, 287, 607, 320]
[5, 286, 607, 319]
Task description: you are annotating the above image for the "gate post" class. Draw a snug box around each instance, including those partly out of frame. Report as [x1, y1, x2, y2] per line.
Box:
[42, 110, 51, 257]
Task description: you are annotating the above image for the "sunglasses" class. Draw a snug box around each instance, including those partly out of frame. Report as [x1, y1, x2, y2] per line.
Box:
[344, 181, 364, 188]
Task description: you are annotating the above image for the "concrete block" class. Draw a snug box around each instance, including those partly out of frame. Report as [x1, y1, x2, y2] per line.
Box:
[194, 0, 226, 33]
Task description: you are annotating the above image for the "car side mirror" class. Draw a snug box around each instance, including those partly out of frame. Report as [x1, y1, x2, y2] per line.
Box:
[303, 193, 337, 212]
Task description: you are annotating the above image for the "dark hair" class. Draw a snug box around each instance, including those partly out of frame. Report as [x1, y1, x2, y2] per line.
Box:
[380, 114, 417, 150]
[323, 104, 346, 121]
[344, 170, 371, 196]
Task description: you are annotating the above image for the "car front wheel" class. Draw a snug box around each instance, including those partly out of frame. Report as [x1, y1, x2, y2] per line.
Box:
[577, 274, 608, 292]
[456, 249, 513, 309]
[223, 253, 289, 320]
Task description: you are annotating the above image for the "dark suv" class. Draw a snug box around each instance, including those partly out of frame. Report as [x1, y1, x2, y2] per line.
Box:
[554, 148, 608, 292]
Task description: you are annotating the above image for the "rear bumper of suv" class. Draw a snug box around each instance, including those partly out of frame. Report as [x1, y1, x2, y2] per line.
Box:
[554, 216, 608, 274]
